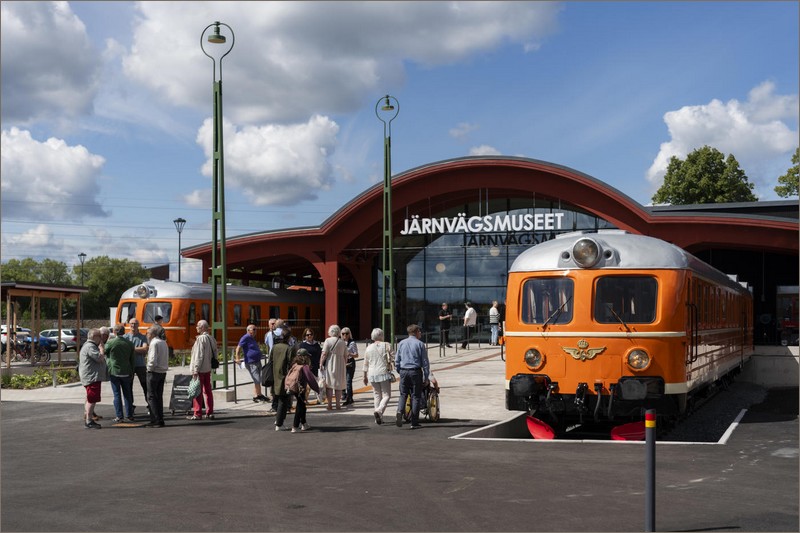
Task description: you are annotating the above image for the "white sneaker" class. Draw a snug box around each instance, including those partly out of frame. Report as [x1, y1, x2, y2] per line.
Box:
[301, 423, 310, 431]
[291, 427, 299, 433]
[275, 424, 288, 431]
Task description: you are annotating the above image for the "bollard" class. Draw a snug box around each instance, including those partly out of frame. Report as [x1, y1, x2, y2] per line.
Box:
[645, 409, 656, 532]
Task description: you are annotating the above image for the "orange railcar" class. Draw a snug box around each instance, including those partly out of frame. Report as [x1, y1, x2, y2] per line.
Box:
[504, 231, 753, 426]
[115, 279, 324, 351]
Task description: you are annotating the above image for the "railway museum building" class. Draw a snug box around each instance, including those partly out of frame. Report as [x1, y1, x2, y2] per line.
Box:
[183, 156, 799, 344]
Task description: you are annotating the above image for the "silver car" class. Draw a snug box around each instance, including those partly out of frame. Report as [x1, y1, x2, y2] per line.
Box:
[39, 329, 85, 352]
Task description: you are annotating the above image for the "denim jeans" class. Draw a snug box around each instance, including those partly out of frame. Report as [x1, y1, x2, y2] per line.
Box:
[344, 360, 356, 402]
[109, 374, 134, 419]
[491, 324, 499, 345]
[397, 367, 424, 426]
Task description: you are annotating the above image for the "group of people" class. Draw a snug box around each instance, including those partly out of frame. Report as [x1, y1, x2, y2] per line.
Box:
[79, 315, 437, 433]
[437, 300, 502, 349]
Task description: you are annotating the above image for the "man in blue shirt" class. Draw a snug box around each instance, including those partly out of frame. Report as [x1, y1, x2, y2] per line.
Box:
[235, 324, 268, 403]
[394, 324, 430, 429]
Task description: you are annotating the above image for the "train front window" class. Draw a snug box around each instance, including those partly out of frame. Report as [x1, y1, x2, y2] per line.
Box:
[119, 303, 136, 324]
[521, 278, 574, 325]
[144, 303, 172, 323]
[595, 276, 657, 324]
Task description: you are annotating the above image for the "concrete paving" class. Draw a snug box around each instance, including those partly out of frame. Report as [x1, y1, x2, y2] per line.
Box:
[1, 344, 797, 532]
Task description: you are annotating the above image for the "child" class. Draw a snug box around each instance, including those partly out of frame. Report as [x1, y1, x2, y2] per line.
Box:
[286, 349, 320, 433]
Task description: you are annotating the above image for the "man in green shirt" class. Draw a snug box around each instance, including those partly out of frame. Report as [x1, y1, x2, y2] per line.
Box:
[105, 324, 136, 423]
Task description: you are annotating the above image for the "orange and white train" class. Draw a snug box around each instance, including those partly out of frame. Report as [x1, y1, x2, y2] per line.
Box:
[116, 279, 324, 350]
[504, 230, 753, 428]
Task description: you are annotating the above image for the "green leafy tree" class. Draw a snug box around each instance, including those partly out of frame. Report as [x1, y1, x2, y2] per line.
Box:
[652, 145, 758, 204]
[1, 258, 75, 320]
[775, 147, 799, 198]
[73, 256, 149, 319]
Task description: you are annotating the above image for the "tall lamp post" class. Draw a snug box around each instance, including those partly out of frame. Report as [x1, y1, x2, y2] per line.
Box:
[78, 252, 86, 328]
[376, 95, 399, 345]
[201, 21, 234, 388]
[173, 217, 186, 282]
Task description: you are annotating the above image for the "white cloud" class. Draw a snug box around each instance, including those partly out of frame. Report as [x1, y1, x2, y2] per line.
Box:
[0, 128, 107, 221]
[2, 224, 55, 248]
[0, 1, 100, 124]
[122, 1, 561, 124]
[646, 81, 799, 196]
[183, 189, 212, 208]
[196, 115, 340, 205]
[469, 144, 502, 156]
[450, 122, 479, 140]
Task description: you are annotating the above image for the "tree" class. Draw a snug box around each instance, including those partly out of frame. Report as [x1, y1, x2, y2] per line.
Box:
[652, 145, 758, 204]
[775, 147, 799, 198]
[74, 256, 150, 318]
[1, 258, 75, 320]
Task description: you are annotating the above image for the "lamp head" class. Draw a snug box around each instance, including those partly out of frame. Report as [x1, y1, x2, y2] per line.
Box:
[78, 252, 87, 264]
[173, 217, 187, 233]
[208, 22, 226, 43]
[381, 95, 395, 111]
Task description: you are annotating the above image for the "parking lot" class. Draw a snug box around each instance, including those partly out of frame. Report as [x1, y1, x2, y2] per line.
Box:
[1, 346, 797, 531]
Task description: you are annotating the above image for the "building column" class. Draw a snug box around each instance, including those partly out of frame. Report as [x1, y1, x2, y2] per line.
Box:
[313, 257, 339, 329]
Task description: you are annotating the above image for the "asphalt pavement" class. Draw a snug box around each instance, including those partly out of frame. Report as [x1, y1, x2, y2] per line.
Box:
[1, 344, 797, 532]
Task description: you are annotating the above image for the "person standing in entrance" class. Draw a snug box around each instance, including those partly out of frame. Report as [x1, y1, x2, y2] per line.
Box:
[320, 324, 347, 410]
[438, 303, 452, 349]
[188, 320, 217, 420]
[124, 319, 148, 417]
[341, 327, 358, 406]
[489, 301, 500, 346]
[394, 324, 430, 430]
[104, 324, 136, 423]
[461, 302, 477, 349]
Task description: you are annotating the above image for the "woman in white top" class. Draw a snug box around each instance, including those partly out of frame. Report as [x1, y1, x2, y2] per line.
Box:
[320, 324, 347, 410]
[361, 328, 394, 425]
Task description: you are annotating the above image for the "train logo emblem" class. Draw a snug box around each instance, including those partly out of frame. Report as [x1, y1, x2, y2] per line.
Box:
[562, 339, 606, 361]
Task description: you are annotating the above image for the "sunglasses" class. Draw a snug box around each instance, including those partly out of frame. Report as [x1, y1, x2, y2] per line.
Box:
[305, 333, 313, 337]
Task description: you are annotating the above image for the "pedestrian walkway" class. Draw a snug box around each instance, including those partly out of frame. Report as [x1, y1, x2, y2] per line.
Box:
[0, 344, 511, 423]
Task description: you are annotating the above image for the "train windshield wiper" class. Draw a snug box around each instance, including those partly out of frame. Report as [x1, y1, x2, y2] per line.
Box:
[606, 303, 630, 331]
[542, 296, 572, 329]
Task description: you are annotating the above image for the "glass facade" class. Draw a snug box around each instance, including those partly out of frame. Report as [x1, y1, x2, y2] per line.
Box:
[379, 196, 616, 343]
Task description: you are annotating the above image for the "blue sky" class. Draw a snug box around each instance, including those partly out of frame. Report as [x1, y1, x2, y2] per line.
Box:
[1, 1, 797, 283]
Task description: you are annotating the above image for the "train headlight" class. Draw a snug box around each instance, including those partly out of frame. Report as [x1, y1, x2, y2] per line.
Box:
[626, 349, 651, 371]
[524, 348, 545, 371]
[572, 238, 600, 268]
[135, 285, 149, 299]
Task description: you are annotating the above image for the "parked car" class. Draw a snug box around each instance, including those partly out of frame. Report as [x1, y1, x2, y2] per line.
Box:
[39, 329, 82, 352]
[24, 334, 58, 352]
[1, 325, 30, 347]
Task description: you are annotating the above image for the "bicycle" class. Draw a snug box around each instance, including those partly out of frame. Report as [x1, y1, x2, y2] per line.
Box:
[403, 380, 440, 422]
[11, 341, 51, 364]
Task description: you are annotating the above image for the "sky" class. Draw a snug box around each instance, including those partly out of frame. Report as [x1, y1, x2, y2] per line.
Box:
[1, 1, 798, 283]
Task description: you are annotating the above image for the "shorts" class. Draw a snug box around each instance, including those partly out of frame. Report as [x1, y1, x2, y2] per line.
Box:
[85, 381, 102, 404]
[246, 361, 262, 384]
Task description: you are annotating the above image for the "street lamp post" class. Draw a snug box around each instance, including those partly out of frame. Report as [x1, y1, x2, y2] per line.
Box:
[78, 252, 86, 328]
[201, 21, 234, 388]
[376, 95, 399, 345]
[173, 218, 186, 282]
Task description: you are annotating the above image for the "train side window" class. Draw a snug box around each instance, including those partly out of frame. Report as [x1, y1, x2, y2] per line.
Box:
[595, 276, 657, 324]
[233, 305, 242, 326]
[305, 306, 311, 321]
[189, 303, 196, 325]
[521, 277, 574, 325]
[288, 306, 298, 322]
[120, 303, 136, 323]
[249, 305, 261, 325]
[144, 303, 172, 323]
[201, 303, 210, 322]
[269, 305, 280, 319]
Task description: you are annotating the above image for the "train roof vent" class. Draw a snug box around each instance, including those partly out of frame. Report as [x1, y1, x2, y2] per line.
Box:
[727, 274, 739, 282]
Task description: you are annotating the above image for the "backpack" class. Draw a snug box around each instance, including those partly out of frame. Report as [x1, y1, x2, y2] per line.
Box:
[284, 363, 304, 394]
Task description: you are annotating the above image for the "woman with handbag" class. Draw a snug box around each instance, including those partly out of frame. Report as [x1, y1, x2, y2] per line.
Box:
[361, 327, 394, 425]
[319, 324, 347, 411]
